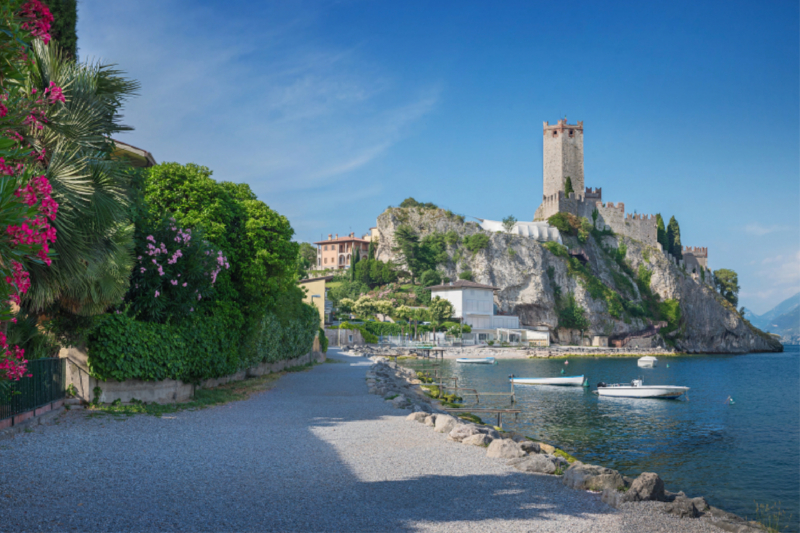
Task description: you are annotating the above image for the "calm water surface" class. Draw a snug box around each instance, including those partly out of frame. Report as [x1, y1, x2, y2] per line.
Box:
[405, 347, 800, 529]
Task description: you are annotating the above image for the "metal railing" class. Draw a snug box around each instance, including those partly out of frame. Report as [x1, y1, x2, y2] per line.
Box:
[0, 358, 66, 422]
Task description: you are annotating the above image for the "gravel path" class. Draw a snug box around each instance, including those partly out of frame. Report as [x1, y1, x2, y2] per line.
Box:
[0, 349, 721, 532]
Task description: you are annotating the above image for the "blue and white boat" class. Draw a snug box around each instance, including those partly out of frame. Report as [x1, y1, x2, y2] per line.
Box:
[456, 357, 496, 365]
[510, 375, 585, 386]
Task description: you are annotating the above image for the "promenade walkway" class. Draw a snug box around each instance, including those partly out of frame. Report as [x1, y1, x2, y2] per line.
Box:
[0, 349, 716, 532]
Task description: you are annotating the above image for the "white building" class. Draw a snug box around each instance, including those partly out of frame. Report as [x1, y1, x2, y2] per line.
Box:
[428, 280, 520, 342]
[475, 218, 563, 243]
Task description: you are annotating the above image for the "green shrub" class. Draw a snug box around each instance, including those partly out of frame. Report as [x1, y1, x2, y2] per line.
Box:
[463, 233, 490, 253]
[362, 321, 403, 336]
[413, 285, 431, 304]
[543, 241, 569, 258]
[547, 213, 574, 234]
[458, 271, 474, 281]
[445, 231, 460, 246]
[337, 321, 379, 343]
[318, 328, 328, 353]
[420, 269, 442, 287]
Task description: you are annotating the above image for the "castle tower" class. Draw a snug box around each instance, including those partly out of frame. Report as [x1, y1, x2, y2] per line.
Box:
[542, 119, 584, 198]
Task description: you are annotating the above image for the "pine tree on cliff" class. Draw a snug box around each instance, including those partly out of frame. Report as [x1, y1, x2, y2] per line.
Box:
[656, 214, 668, 251]
[667, 216, 683, 260]
[564, 177, 575, 197]
[368, 239, 376, 260]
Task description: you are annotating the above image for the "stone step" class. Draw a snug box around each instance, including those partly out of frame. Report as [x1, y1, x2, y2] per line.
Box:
[64, 398, 82, 405]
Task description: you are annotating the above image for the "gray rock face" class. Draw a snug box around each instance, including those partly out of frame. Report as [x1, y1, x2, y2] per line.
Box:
[664, 498, 699, 518]
[486, 439, 526, 459]
[626, 472, 666, 502]
[448, 424, 481, 442]
[374, 207, 781, 354]
[406, 412, 427, 423]
[433, 415, 458, 433]
[562, 462, 625, 492]
[462, 434, 492, 446]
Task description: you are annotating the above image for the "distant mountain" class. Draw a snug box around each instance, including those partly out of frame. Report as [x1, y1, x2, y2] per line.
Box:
[746, 292, 800, 342]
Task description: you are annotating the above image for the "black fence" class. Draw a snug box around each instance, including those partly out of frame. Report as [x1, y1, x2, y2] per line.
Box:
[0, 358, 66, 422]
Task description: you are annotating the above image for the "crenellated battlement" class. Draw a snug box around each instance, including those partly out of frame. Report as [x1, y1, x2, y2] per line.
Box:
[625, 213, 657, 222]
[584, 187, 602, 199]
[683, 246, 707, 257]
[602, 202, 625, 211]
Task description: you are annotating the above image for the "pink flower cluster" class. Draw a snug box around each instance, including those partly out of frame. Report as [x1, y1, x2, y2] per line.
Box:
[18, 0, 53, 44]
[6, 175, 58, 266]
[209, 250, 230, 284]
[5, 261, 31, 305]
[0, 331, 29, 381]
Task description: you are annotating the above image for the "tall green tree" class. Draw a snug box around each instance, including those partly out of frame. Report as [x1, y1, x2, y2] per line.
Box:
[24, 41, 139, 316]
[713, 269, 740, 307]
[656, 214, 668, 251]
[428, 296, 454, 333]
[564, 177, 575, 197]
[368, 239, 376, 260]
[393, 225, 421, 283]
[666, 216, 683, 260]
[44, 0, 77, 58]
[502, 215, 517, 233]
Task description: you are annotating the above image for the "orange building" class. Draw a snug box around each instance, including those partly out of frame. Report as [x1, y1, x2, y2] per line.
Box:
[315, 233, 370, 269]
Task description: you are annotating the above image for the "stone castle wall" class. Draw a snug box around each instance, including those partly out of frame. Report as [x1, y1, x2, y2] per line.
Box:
[534, 190, 658, 247]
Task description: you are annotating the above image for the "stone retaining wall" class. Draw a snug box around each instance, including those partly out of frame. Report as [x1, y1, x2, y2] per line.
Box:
[59, 346, 325, 404]
[325, 328, 365, 346]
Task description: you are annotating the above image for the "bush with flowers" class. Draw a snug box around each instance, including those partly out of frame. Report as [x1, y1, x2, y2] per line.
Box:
[124, 216, 230, 323]
[0, 1, 62, 381]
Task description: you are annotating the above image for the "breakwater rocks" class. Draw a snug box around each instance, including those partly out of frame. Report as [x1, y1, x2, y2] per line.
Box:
[364, 356, 768, 533]
[349, 343, 677, 359]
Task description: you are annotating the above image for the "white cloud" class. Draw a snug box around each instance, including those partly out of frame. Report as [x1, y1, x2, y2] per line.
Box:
[744, 223, 792, 236]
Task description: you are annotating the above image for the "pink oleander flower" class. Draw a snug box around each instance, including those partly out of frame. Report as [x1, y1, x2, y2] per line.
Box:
[170, 280, 178, 286]
[182, 282, 187, 287]
[154, 290, 160, 298]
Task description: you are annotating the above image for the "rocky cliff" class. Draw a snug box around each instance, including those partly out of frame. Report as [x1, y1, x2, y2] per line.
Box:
[375, 206, 781, 354]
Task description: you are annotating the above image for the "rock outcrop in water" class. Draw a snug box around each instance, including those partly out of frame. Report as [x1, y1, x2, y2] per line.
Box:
[374, 206, 781, 354]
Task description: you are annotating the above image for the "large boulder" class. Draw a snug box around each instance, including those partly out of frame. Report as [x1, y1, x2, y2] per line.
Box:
[519, 441, 540, 454]
[562, 462, 626, 492]
[664, 498, 699, 518]
[391, 395, 409, 408]
[424, 415, 438, 427]
[406, 412, 427, 422]
[448, 424, 481, 442]
[486, 439, 527, 459]
[507, 454, 560, 474]
[434, 415, 458, 433]
[462, 434, 492, 446]
[626, 472, 666, 502]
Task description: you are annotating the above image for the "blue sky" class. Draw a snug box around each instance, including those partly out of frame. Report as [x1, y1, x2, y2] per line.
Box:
[77, 0, 799, 314]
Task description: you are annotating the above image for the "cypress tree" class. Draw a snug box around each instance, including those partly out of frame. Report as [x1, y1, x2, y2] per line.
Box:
[368, 239, 375, 260]
[350, 247, 361, 281]
[656, 214, 668, 251]
[45, 0, 79, 58]
[667, 216, 682, 260]
[564, 177, 575, 197]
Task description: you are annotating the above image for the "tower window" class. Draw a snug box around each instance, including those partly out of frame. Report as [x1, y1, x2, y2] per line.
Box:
[569, 129, 574, 135]
[552, 131, 558, 137]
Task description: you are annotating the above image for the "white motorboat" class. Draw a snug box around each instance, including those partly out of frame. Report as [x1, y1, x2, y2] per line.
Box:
[456, 357, 496, 365]
[595, 379, 688, 399]
[510, 375, 585, 387]
[637, 356, 658, 368]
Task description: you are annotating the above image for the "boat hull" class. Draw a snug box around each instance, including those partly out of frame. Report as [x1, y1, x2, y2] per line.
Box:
[597, 386, 688, 399]
[511, 375, 585, 386]
[456, 358, 495, 364]
[637, 356, 658, 368]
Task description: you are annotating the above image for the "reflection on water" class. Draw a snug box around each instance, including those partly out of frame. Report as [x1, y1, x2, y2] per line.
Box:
[404, 348, 800, 530]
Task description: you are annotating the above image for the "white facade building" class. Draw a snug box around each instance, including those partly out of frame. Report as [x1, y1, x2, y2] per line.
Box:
[428, 280, 520, 341]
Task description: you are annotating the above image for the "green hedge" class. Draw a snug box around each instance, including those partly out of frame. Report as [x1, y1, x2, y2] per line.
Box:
[88, 301, 319, 383]
[318, 328, 328, 353]
[362, 320, 404, 336]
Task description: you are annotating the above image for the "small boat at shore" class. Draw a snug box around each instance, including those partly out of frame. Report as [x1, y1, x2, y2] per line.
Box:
[637, 356, 658, 368]
[456, 357, 496, 364]
[510, 375, 585, 387]
[594, 379, 688, 399]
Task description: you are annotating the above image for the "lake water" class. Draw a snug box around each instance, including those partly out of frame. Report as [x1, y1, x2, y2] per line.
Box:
[404, 346, 800, 530]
